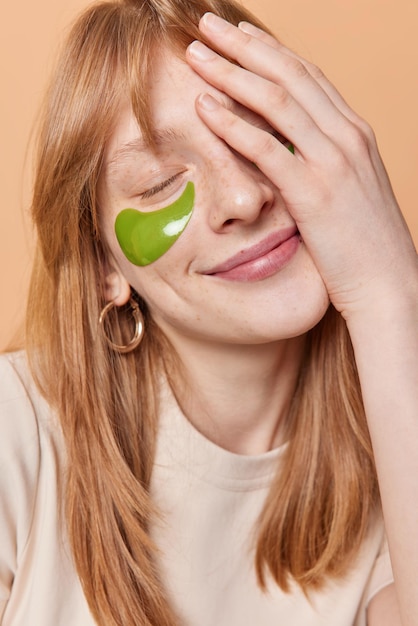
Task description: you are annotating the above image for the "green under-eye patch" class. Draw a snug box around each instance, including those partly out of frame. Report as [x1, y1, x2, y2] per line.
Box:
[115, 181, 195, 266]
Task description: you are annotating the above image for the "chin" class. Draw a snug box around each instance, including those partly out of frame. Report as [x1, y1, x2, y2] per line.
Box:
[243, 281, 330, 343]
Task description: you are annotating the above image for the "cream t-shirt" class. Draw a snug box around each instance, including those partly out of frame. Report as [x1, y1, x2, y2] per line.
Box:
[0, 352, 393, 625]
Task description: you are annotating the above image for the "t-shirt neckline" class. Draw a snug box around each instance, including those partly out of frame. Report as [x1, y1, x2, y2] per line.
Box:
[157, 378, 287, 492]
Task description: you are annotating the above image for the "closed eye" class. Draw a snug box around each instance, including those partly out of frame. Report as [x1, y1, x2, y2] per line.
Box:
[140, 173, 184, 200]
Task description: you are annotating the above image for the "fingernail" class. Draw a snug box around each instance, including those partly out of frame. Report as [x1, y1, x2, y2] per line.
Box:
[202, 12, 228, 32]
[238, 21, 259, 35]
[188, 41, 217, 61]
[197, 93, 221, 111]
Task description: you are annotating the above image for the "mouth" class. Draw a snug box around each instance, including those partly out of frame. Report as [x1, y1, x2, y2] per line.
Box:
[203, 226, 301, 282]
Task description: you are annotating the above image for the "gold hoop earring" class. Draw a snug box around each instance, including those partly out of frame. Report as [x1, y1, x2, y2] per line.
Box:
[99, 297, 144, 353]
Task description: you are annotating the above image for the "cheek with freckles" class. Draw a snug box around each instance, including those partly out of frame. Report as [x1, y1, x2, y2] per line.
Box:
[115, 182, 195, 266]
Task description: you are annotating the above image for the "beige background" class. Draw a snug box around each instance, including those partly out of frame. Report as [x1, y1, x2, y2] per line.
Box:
[1, 0, 417, 349]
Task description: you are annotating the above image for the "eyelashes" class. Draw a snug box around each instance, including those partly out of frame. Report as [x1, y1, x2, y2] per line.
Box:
[138, 127, 289, 200]
[140, 172, 184, 200]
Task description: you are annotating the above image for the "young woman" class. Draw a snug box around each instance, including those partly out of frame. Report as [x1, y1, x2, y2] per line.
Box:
[0, 0, 417, 624]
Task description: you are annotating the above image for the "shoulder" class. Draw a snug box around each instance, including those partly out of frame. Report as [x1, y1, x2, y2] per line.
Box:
[0, 350, 54, 520]
[0, 350, 39, 410]
[0, 351, 56, 441]
[0, 351, 62, 496]
[0, 351, 63, 562]
[0, 353, 76, 621]
[0, 350, 45, 409]
[0, 353, 43, 608]
[0, 351, 43, 462]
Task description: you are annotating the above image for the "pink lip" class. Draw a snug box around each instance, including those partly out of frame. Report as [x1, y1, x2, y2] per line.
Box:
[204, 226, 300, 282]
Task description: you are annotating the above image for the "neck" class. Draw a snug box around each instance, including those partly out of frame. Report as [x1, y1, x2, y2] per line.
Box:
[165, 334, 305, 455]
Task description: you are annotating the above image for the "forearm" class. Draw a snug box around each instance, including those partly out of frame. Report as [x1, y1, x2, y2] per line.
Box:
[185, 14, 418, 619]
[347, 279, 418, 626]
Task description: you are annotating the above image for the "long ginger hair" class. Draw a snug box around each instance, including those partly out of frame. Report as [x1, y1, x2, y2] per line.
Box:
[26, 0, 379, 624]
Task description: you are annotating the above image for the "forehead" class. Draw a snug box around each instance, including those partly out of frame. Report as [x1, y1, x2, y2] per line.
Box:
[103, 48, 269, 175]
[104, 50, 230, 166]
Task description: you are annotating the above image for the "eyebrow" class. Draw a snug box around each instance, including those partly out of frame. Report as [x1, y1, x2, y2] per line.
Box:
[106, 127, 187, 174]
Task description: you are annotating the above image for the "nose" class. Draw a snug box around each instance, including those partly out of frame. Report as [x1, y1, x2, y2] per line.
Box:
[204, 150, 275, 232]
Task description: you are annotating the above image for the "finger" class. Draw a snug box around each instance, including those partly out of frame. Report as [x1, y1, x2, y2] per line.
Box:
[238, 20, 387, 184]
[237, 20, 371, 132]
[195, 92, 308, 194]
[187, 40, 336, 164]
[196, 13, 354, 141]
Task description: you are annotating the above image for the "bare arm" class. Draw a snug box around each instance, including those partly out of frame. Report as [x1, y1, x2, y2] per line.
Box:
[347, 284, 418, 625]
[186, 13, 418, 624]
[368, 584, 402, 626]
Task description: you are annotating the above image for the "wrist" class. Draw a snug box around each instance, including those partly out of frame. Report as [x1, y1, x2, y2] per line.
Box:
[344, 279, 418, 346]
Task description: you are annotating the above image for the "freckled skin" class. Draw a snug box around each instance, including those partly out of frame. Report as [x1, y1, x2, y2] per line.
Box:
[99, 54, 329, 345]
[115, 182, 195, 266]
